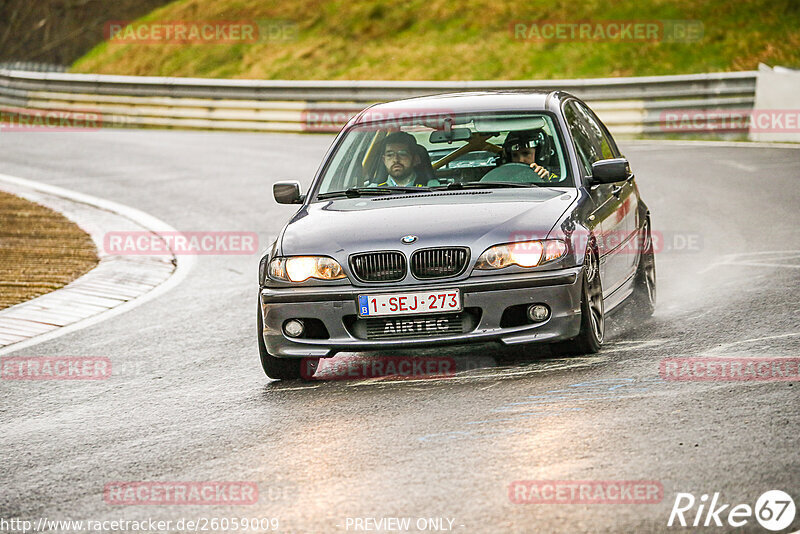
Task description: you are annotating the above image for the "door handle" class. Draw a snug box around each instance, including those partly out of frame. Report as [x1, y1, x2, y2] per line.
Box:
[612, 185, 623, 198]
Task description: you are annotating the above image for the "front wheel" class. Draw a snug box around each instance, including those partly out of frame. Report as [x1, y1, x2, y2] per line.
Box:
[552, 247, 604, 356]
[257, 301, 317, 380]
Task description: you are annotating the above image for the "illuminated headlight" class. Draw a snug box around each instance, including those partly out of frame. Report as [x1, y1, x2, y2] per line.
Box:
[475, 240, 567, 270]
[268, 256, 346, 282]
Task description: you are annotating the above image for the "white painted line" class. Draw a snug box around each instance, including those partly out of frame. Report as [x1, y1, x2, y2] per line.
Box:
[729, 250, 800, 256]
[702, 332, 800, 357]
[727, 261, 800, 269]
[721, 160, 757, 172]
[268, 384, 322, 391]
[699, 250, 800, 274]
[0, 172, 195, 356]
[342, 357, 605, 387]
[605, 339, 668, 352]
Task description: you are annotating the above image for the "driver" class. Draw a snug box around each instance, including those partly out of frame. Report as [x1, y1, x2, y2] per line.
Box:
[503, 131, 556, 181]
[374, 131, 427, 187]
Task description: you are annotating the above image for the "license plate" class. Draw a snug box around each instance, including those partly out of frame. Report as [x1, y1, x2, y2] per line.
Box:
[358, 289, 461, 317]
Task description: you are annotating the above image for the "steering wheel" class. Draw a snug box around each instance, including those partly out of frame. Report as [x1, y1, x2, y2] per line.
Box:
[480, 163, 541, 184]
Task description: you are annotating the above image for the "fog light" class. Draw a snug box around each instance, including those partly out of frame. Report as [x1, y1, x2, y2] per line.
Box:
[527, 304, 550, 322]
[283, 319, 305, 338]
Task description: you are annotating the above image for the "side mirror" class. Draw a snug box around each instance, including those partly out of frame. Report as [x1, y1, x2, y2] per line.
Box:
[273, 181, 303, 204]
[590, 158, 631, 185]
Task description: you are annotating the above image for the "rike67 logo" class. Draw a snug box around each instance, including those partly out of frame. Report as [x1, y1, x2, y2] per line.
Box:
[668, 490, 796, 531]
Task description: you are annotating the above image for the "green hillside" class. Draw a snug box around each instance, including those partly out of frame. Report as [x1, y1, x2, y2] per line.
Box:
[72, 0, 800, 80]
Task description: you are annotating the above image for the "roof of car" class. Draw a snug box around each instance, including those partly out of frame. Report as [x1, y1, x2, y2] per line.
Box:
[353, 91, 572, 124]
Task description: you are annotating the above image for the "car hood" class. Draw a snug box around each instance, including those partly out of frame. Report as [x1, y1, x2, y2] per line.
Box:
[280, 188, 577, 256]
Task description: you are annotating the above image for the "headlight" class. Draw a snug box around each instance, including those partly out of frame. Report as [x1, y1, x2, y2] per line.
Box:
[268, 256, 346, 282]
[475, 239, 567, 270]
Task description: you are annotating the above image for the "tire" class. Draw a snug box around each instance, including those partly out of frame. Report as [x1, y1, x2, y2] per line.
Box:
[257, 301, 317, 380]
[551, 246, 604, 356]
[631, 219, 657, 317]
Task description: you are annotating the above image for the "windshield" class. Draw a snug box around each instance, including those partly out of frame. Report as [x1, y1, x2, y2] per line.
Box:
[315, 112, 571, 198]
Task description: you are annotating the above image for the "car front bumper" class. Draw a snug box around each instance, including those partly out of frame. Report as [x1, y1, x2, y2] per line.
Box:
[259, 267, 584, 358]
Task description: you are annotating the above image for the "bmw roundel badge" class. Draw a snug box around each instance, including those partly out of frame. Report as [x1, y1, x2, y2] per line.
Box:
[401, 235, 418, 244]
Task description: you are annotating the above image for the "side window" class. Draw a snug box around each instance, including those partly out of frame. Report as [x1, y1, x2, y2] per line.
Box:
[564, 101, 596, 177]
[575, 102, 617, 160]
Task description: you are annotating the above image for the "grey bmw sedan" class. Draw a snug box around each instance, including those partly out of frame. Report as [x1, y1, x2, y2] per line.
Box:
[258, 91, 656, 379]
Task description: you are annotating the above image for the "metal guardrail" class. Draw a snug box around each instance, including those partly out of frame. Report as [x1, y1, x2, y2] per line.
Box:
[0, 62, 67, 73]
[0, 69, 758, 136]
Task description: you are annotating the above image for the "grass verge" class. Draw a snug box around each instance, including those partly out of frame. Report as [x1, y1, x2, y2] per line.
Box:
[0, 190, 98, 310]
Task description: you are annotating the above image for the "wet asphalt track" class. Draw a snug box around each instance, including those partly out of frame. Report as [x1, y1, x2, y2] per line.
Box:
[0, 131, 798, 533]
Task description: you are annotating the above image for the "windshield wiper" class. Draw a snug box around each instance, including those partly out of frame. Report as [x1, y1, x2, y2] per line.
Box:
[433, 181, 538, 190]
[318, 186, 432, 199]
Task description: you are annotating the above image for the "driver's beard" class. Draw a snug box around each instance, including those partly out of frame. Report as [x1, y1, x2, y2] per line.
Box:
[391, 170, 416, 186]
